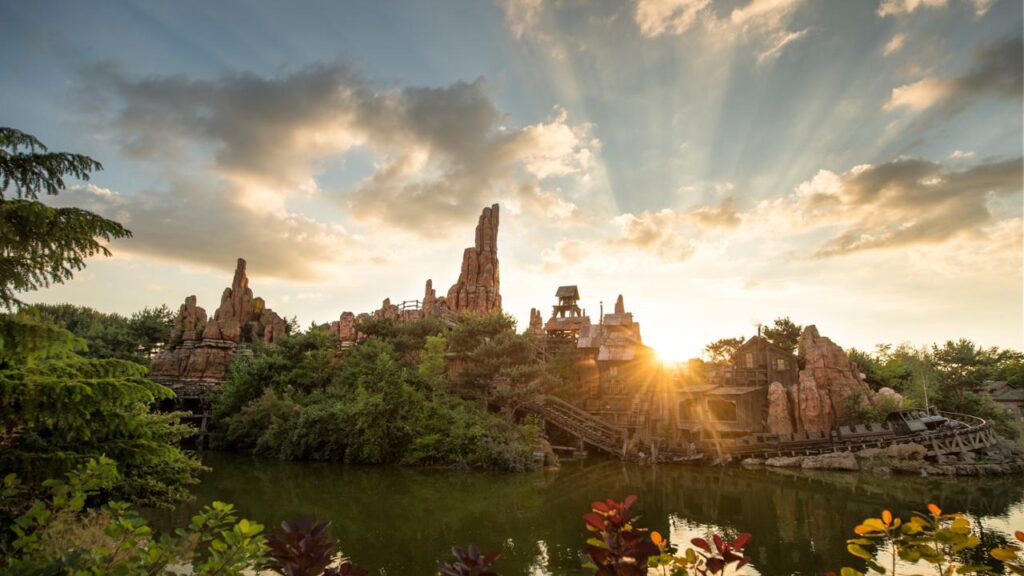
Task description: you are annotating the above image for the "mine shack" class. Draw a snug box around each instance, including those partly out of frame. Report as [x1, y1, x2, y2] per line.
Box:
[725, 335, 799, 389]
[544, 285, 591, 346]
[673, 333, 799, 443]
[538, 291, 675, 450]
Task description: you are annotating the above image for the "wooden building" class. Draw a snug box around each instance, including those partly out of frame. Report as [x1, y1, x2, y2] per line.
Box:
[673, 334, 799, 443]
[725, 335, 799, 389]
[981, 380, 1024, 422]
[544, 285, 591, 344]
[572, 295, 673, 447]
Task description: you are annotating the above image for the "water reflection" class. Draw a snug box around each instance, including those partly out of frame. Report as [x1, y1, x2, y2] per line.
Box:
[146, 453, 1024, 575]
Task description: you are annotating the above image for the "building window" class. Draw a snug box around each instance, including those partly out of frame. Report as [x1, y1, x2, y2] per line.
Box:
[707, 399, 738, 422]
[775, 358, 787, 370]
[745, 353, 754, 369]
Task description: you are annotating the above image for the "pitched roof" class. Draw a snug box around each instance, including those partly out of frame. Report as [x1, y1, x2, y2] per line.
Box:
[555, 285, 580, 298]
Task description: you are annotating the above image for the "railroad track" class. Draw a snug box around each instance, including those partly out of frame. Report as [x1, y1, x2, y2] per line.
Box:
[704, 411, 1000, 461]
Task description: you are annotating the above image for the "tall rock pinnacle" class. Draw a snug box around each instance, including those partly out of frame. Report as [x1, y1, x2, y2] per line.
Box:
[447, 204, 501, 313]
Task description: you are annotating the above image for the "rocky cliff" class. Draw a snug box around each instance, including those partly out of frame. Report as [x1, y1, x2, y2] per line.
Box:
[766, 325, 885, 434]
[150, 258, 287, 386]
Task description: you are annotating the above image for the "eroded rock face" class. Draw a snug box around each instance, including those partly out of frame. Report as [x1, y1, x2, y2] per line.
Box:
[797, 325, 874, 430]
[170, 295, 207, 344]
[528, 308, 544, 336]
[801, 451, 859, 471]
[447, 204, 501, 314]
[767, 382, 794, 435]
[150, 258, 288, 386]
[761, 326, 883, 434]
[330, 312, 359, 343]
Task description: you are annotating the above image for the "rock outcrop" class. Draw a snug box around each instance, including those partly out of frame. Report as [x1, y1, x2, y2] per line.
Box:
[767, 382, 794, 435]
[330, 312, 359, 343]
[801, 451, 859, 471]
[791, 326, 874, 432]
[169, 295, 208, 344]
[150, 258, 288, 387]
[528, 308, 544, 336]
[447, 204, 501, 314]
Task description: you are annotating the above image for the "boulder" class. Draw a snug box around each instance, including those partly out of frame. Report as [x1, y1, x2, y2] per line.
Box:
[855, 447, 883, 460]
[765, 456, 805, 468]
[741, 458, 766, 467]
[767, 382, 794, 435]
[883, 443, 927, 461]
[873, 387, 904, 410]
[801, 452, 859, 471]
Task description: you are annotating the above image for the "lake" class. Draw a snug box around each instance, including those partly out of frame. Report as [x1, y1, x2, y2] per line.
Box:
[147, 452, 1024, 575]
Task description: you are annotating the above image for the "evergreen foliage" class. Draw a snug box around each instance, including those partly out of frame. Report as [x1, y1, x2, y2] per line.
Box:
[0, 128, 131, 308]
[0, 347, 202, 508]
[16, 303, 174, 364]
[762, 317, 803, 354]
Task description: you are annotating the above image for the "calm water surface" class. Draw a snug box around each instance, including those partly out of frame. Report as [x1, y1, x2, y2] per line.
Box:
[148, 452, 1024, 575]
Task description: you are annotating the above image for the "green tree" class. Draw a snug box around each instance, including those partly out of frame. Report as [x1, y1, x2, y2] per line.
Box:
[763, 317, 802, 354]
[704, 337, 744, 364]
[129, 304, 174, 359]
[418, 334, 447, 389]
[0, 127, 130, 308]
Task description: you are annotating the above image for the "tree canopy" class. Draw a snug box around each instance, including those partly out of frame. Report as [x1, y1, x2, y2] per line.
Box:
[0, 127, 130, 308]
[762, 317, 802, 354]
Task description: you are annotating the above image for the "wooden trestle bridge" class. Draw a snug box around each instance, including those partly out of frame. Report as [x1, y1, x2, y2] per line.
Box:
[521, 396, 1002, 463]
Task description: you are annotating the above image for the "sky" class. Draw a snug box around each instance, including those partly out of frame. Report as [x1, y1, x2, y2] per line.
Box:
[2, 0, 1021, 361]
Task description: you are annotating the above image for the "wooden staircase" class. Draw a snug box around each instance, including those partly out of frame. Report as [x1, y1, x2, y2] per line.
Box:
[525, 395, 627, 456]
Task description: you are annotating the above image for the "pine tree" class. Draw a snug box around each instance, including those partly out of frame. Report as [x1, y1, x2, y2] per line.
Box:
[0, 127, 130, 308]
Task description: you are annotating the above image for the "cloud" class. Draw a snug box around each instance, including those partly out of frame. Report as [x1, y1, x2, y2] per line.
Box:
[877, 0, 947, 17]
[614, 209, 696, 260]
[58, 180, 361, 282]
[499, 0, 544, 38]
[883, 33, 906, 55]
[780, 156, 1023, 256]
[610, 196, 740, 261]
[633, 0, 807, 62]
[885, 77, 954, 111]
[885, 36, 1022, 116]
[877, 0, 995, 16]
[541, 239, 592, 272]
[78, 62, 599, 268]
[634, 0, 711, 36]
[345, 104, 597, 234]
[757, 27, 810, 64]
[949, 149, 975, 159]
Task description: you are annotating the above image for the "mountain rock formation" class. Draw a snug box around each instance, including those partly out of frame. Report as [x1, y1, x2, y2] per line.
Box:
[766, 325, 886, 434]
[446, 204, 500, 313]
[150, 258, 287, 387]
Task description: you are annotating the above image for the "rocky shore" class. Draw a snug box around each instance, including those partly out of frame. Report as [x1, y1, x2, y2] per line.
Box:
[741, 441, 1024, 477]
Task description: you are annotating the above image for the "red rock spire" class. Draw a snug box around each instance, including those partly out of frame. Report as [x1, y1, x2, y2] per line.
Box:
[447, 204, 501, 313]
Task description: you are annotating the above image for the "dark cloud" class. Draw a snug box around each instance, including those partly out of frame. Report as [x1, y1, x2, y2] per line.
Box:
[56, 180, 358, 281]
[73, 62, 594, 274]
[799, 156, 1023, 256]
[887, 35, 1023, 117]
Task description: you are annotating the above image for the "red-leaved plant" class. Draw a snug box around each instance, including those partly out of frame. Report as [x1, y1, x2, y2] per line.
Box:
[688, 533, 752, 575]
[584, 496, 753, 575]
[438, 544, 502, 576]
[266, 518, 367, 576]
[583, 495, 664, 575]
